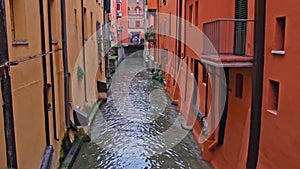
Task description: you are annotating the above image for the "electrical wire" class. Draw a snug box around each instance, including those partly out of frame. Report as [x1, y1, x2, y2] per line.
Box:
[0, 48, 62, 68]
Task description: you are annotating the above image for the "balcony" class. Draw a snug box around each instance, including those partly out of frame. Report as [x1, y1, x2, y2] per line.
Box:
[202, 19, 255, 67]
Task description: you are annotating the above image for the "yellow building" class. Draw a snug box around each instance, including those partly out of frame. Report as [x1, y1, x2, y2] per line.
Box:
[0, 0, 105, 168]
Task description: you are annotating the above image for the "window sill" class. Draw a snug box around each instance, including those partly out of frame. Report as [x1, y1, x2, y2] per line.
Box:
[12, 40, 29, 46]
[271, 50, 285, 55]
[267, 109, 278, 116]
[52, 40, 58, 44]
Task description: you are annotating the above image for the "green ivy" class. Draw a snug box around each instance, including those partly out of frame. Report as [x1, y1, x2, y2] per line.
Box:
[77, 66, 85, 80]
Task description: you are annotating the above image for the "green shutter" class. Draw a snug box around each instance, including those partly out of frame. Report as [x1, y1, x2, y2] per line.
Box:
[104, 0, 111, 13]
[235, 0, 248, 19]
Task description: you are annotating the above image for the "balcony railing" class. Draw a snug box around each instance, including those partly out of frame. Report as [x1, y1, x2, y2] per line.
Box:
[203, 19, 254, 57]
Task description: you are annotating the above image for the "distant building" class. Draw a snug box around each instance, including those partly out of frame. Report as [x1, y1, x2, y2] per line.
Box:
[128, 0, 145, 43]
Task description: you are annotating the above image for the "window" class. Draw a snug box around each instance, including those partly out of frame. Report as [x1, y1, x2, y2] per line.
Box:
[84, 8, 87, 40]
[90, 12, 93, 35]
[274, 17, 286, 51]
[51, 0, 58, 41]
[116, 3, 121, 10]
[10, 0, 27, 41]
[163, 0, 166, 5]
[136, 0, 140, 4]
[235, 74, 243, 99]
[135, 6, 141, 15]
[189, 5, 193, 25]
[235, 0, 248, 19]
[136, 21, 140, 27]
[74, 9, 78, 31]
[195, 1, 198, 25]
[202, 65, 208, 84]
[269, 80, 280, 111]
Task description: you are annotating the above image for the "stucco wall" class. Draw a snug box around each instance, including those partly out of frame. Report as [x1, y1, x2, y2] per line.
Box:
[0, 0, 104, 168]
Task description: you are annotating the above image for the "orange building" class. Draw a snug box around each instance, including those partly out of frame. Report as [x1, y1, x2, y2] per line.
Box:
[0, 0, 105, 168]
[148, 0, 300, 168]
[259, 0, 300, 168]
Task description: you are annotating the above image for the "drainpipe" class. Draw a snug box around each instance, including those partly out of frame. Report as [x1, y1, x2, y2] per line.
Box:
[182, 0, 187, 60]
[61, 0, 70, 129]
[81, 0, 88, 102]
[217, 67, 229, 146]
[39, 0, 51, 147]
[0, 1, 18, 168]
[177, 0, 182, 68]
[47, 0, 59, 141]
[247, 0, 266, 168]
[204, 69, 209, 117]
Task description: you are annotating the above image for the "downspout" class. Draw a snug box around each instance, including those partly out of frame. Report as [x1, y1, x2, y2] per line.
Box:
[177, 0, 182, 68]
[182, 0, 186, 60]
[81, 0, 88, 102]
[39, 0, 50, 147]
[0, 0, 18, 168]
[39, 0, 55, 167]
[217, 67, 229, 146]
[61, 0, 70, 129]
[204, 68, 209, 117]
[47, 0, 59, 141]
[247, 0, 266, 168]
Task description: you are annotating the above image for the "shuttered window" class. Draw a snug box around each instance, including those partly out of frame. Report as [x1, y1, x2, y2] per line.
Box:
[235, 0, 248, 19]
[234, 0, 248, 55]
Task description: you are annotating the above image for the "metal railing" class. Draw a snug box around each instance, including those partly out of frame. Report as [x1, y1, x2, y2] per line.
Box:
[203, 19, 255, 57]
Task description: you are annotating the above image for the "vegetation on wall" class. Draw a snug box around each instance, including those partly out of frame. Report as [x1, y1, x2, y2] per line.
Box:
[77, 66, 85, 81]
[59, 132, 72, 167]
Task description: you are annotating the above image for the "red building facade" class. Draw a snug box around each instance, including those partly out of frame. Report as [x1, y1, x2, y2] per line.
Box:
[147, 0, 300, 168]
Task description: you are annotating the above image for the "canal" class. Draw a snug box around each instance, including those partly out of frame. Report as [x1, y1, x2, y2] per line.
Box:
[72, 51, 212, 169]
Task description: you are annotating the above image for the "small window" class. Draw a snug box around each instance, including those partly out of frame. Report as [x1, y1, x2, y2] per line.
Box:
[136, 21, 140, 27]
[10, 0, 27, 41]
[51, 0, 58, 40]
[74, 9, 78, 34]
[90, 12, 93, 35]
[189, 5, 193, 25]
[235, 74, 243, 99]
[269, 80, 280, 111]
[84, 8, 87, 40]
[116, 3, 121, 10]
[195, 1, 199, 26]
[274, 17, 286, 51]
[135, 6, 141, 15]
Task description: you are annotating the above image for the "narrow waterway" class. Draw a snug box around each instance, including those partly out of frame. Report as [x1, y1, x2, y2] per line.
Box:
[72, 52, 211, 169]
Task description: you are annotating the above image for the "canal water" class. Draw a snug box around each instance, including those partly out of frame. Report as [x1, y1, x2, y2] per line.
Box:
[72, 52, 211, 169]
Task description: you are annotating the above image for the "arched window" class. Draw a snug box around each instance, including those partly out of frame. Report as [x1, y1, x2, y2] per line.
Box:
[135, 6, 141, 15]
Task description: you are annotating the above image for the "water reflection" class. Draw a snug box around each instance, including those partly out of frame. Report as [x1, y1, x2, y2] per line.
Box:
[72, 55, 211, 169]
